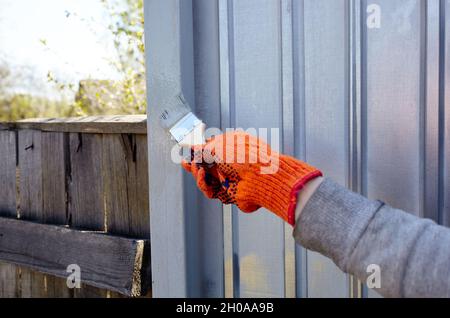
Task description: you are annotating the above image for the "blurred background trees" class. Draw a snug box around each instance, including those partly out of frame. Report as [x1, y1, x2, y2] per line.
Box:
[0, 60, 76, 120]
[0, 0, 145, 121]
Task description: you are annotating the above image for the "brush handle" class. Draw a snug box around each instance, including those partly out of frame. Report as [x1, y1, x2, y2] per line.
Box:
[159, 93, 192, 129]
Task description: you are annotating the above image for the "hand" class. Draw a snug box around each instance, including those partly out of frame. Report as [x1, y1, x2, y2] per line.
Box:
[182, 132, 322, 226]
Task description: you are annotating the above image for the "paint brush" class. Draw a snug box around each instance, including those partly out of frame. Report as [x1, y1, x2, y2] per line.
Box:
[159, 93, 206, 147]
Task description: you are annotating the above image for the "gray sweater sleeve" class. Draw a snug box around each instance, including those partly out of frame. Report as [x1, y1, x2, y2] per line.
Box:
[293, 178, 450, 298]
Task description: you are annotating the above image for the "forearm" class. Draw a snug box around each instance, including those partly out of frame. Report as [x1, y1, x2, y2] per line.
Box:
[294, 178, 450, 298]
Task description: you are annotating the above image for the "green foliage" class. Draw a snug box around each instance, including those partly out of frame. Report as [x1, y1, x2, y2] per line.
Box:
[0, 94, 76, 121]
[0, 61, 79, 121]
[100, 0, 146, 114]
[0, 0, 147, 122]
[46, 0, 147, 116]
[74, 78, 145, 115]
[102, 0, 145, 73]
[0, 62, 12, 97]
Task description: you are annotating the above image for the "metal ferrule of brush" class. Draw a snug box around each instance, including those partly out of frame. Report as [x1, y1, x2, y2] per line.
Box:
[169, 112, 203, 144]
[159, 93, 206, 146]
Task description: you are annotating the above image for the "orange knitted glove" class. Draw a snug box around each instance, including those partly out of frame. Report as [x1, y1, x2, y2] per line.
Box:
[181, 132, 322, 226]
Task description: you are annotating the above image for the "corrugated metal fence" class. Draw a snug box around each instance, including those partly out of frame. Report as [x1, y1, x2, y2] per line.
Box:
[145, 0, 450, 297]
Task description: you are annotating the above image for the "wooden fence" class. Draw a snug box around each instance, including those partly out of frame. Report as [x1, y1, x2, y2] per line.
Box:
[0, 116, 150, 298]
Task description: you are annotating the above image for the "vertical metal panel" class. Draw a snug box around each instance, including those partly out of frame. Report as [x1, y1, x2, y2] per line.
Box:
[362, 0, 427, 298]
[302, 0, 350, 298]
[144, 0, 198, 297]
[364, 0, 423, 215]
[218, 0, 234, 298]
[232, 0, 285, 298]
[442, 0, 450, 227]
[192, 0, 225, 297]
[292, 0, 308, 298]
[349, 0, 363, 298]
[424, 0, 441, 222]
[280, 0, 297, 299]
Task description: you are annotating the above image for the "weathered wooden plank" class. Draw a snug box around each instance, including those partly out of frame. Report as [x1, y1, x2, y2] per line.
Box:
[0, 131, 18, 298]
[71, 285, 110, 298]
[68, 133, 107, 297]
[16, 115, 147, 135]
[45, 277, 73, 298]
[103, 134, 150, 297]
[0, 131, 16, 217]
[41, 132, 72, 297]
[41, 132, 68, 225]
[0, 216, 148, 297]
[18, 130, 43, 221]
[0, 123, 16, 131]
[18, 129, 47, 298]
[13, 130, 71, 297]
[19, 269, 47, 298]
[0, 262, 18, 297]
[103, 134, 150, 238]
[69, 133, 104, 230]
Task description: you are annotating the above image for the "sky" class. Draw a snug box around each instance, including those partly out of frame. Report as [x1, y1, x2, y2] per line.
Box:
[0, 0, 120, 98]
